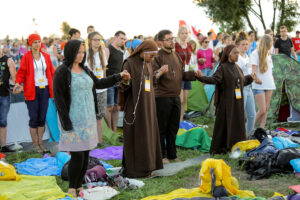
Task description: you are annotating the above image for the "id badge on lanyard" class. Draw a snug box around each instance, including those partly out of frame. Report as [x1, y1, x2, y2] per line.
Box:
[235, 78, 242, 99]
[39, 79, 45, 89]
[145, 79, 151, 92]
[95, 68, 103, 79]
[184, 64, 189, 72]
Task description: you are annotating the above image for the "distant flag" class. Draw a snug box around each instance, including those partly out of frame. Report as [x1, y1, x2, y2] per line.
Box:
[179, 20, 201, 41]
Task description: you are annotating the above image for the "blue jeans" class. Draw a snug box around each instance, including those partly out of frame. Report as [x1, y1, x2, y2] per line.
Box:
[201, 68, 213, 77]
[107, 85, 118, 106]
[0, 96, 10, 127]
[243, 85, 256, 135]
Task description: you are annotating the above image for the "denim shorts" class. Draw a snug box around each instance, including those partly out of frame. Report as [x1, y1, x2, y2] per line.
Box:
[107, 85, 118, 106]
[252, 89, 266, 96]
[96, 91, 107, 120]
[0, 96, 10, 127]
[181, 81, 192, 90]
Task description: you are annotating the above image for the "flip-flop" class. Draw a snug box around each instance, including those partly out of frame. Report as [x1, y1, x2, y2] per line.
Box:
[38, 144, 50, 153]
[32, 144, 43, 153]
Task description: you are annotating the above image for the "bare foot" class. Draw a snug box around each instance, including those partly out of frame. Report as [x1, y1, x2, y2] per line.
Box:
[172, 158, 181, 162]
[68, 188, 77, 198]
[162, 158, 170, 164]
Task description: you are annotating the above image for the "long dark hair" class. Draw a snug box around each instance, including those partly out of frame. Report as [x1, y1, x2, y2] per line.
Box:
[63, 39, 86, 68]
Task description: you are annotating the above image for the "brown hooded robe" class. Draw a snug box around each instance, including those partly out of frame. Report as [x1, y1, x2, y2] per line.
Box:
[119, 41, 163, 178]
[197, 45, 253, 154]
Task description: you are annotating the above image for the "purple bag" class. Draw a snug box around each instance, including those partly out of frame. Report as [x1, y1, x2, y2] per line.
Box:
[85, 165, 107, 183]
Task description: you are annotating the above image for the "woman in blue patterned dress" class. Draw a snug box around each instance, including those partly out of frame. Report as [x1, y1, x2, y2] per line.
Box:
[53, 39, 130, 197]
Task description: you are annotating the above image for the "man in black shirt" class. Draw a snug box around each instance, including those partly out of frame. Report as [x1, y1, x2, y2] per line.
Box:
[0, 47, 17, 153]
[275, 26, 298, 61]
[105, 31, 126, 132]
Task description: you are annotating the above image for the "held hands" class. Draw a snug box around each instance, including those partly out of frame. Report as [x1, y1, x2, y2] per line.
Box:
[158, 65, 169, 75]
[194, 70, 203, 78]
[120, 70, 131, 83]
[13, 83, 23, 94]
[156, 65, 168, 79]
[199, 58, 206, 64]
[251, 73, 262, 85]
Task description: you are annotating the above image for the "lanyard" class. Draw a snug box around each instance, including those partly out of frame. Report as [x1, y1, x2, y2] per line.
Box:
[33, 53, 45, 76]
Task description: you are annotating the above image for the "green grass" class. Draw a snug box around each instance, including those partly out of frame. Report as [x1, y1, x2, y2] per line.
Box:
[5, 115, 300, 199]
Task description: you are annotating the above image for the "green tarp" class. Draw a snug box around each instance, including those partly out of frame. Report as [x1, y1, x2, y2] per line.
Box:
[176, 128, 211, 152]
[103, 121, 120, 145]
[187, 81, 208, 112]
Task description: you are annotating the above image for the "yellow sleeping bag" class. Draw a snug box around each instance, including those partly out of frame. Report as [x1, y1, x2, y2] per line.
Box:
[199, 158, 255, 198]
[231, 140, 260, 152]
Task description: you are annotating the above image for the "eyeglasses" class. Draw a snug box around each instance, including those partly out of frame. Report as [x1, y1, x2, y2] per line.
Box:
[92, 39, 101, 42]
[204, 41, 209, 43]
[162, 37, 176, 42]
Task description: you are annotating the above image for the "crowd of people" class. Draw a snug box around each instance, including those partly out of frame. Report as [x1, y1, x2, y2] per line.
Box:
[0, 24, 300, 197]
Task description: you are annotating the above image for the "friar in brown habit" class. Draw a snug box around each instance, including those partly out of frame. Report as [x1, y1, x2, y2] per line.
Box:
[197, 45, 260, 154]
[119, 41, 168, 178]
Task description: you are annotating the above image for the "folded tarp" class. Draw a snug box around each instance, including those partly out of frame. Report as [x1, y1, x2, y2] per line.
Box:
[0, 175, 68, 200]
[176, 128, 211, 152]
[89, 146, 123, 160]
[14, 157, 61, 176]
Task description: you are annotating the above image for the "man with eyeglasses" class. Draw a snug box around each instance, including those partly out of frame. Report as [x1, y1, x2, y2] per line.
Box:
[152, 29, 201, 164]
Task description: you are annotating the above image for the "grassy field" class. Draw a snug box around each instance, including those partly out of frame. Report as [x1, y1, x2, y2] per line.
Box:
[5, 115, 300, 200]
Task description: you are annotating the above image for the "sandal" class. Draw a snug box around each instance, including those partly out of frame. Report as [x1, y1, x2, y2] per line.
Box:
[32, 144, 43, 153]
[68, 188, 77, 198]
[38, 143, 50, 153]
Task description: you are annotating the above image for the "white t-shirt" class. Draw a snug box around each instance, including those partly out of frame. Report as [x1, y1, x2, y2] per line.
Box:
[190, 53, 198, 71]
[236, 54, 251, 76]
[85, 50, 108, 93]
[250, 50, 276, 90]
[34, 54, 48, 87]
[208, 40, 214, 50]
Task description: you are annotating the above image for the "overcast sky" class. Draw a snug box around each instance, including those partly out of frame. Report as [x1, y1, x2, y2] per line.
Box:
[1, 0, 299, 40]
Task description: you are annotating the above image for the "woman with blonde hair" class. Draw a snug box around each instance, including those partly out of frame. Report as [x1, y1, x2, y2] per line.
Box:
[250, 34, 275, 128]
[175, 26, 192, 121]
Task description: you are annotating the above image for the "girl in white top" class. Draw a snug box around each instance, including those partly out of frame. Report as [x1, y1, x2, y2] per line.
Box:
[46, 38, 58, 67]
[189, 40, 198, 71]
[250, 34, 276, 128]
[235, 31, 258, 135]
[85, 31, 109, 146]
